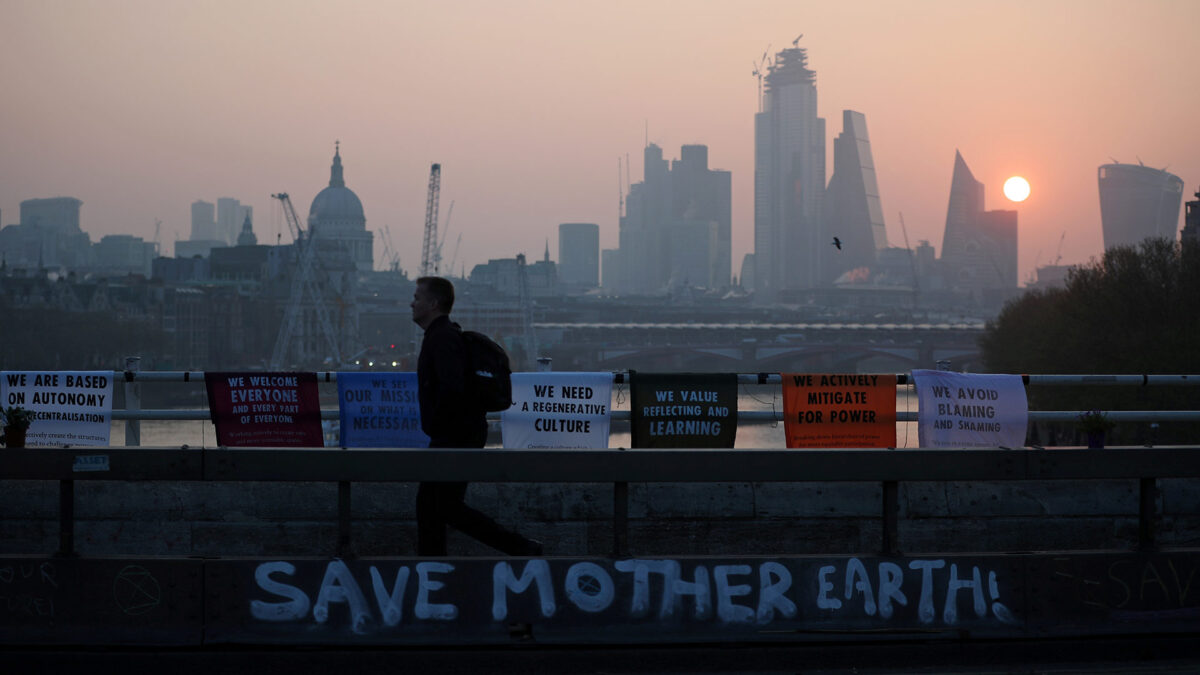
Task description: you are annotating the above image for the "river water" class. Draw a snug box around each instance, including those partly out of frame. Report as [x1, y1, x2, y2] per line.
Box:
[111, 384, 922, 449]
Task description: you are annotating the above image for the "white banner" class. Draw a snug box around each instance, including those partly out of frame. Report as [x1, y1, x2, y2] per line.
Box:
[502, 372, 612, 449]
[1, 371, 114, 446]
[912, 370, 1028, 448]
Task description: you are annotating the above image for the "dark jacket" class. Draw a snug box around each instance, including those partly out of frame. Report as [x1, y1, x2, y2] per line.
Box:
[417, 315, 487, 448]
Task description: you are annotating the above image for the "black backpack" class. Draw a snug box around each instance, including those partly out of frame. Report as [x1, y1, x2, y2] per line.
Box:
[460, 330, 513, 411]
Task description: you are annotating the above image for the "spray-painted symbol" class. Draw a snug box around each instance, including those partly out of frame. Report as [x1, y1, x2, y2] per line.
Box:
[113, 565, 161, 615]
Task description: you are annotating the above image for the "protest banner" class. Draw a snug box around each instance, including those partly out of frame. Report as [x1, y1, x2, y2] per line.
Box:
[912, 369, 1028, 448]
[782, 373, 897, 448]
[205, 372, 323, 447]
[502, 372, 612, 448]
[629, 372, 738, 448]
[1, 371, 113, 446]
[336, 372, 429, 448]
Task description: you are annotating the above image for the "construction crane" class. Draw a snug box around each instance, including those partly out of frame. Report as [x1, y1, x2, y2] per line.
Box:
[434, 200, 455, 274]
[377, 227, 392, 272]
[269, 192, 343, 369]
[751, 46, 773, 113]
[1053, 231, 1066, 265]
[272, 192, 303, 242]
[446, 232, 462, 277]
[419, 164, 441, 277]
[152, 219, 161, 256]
[380, 225, 401, 272]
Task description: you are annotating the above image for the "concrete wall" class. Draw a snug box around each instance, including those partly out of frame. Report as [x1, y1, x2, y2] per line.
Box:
[3, 479, 1199, 557]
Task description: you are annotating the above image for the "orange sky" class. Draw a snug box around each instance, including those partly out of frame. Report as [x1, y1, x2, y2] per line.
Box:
[2, 0, 1197, 285]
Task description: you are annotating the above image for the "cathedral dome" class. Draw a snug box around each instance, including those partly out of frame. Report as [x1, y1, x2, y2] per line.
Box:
[309, 185, 364, 223]
[308, 143, 365, 227]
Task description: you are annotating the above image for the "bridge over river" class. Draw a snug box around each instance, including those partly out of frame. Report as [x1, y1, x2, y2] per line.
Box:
[537, 321, 985, 372]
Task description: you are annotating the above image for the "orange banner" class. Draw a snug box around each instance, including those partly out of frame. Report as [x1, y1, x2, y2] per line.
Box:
[782, 373, 897, 448]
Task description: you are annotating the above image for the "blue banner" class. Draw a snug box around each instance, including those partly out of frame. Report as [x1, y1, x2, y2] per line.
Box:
[336, 372, 429, 448]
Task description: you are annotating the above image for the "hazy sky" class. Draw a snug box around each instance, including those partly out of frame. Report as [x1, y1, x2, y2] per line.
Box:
[2, 0, 1197, 284]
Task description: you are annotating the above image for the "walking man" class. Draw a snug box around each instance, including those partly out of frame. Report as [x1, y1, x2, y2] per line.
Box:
[410, 276, 542, 556]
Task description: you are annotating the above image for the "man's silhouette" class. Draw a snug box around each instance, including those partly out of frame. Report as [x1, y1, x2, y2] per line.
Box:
[411, 276, 542, 557]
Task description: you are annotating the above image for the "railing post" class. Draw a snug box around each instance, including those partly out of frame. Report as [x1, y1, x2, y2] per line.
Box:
[123, 356, 141, 447]
[613, 482, 628, 557]
[57, 480, 75, 557]
[881, 480, 900, 556]
[1138, 477, 1157, 551]
[338, 481, 353, 557]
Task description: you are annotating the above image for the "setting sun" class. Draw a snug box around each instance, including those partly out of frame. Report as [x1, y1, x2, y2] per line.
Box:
[1003, 176, 1031, 202]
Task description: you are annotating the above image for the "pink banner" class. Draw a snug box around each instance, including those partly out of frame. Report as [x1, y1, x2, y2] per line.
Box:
[205, 372, 323, 447]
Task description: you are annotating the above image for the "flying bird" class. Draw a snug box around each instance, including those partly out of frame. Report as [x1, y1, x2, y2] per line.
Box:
[831, 237, 842, 250]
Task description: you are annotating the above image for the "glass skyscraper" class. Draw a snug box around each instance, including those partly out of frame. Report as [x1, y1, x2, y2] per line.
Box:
[823, 110, 887, 284]
[1098, 162, 1184, 250]
[754, 45, 825, 301]
[939, 151, 1018, 302]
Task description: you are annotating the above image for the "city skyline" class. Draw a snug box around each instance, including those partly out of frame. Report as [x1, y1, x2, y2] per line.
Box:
[2, 0, 1198, 285]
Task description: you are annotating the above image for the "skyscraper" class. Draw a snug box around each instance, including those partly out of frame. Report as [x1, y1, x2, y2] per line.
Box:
[214, 198, 253, 246]
[20, 197, 82, 232]
[190, 200, 216, 241]
[1097, 162, 1185, 250]
[558, 222, 600, 289]
[600, 248, 620, 290]
[618, 144, 670, 293]
[616, 143, 731, 293]
[754, 45, 826, 301]
[939, 151, 1017, 300]
[13, 197, 90, 268]
[824, 110, 887, 283]
[671, 145, 732, 288]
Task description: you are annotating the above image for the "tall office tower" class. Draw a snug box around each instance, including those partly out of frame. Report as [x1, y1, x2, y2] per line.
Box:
[20, 197, 82, 232]
[15, 197, 90, 268]
[977, 210, 1018, 289]
[617, 143, 732, 293]
[824, 110, 888, 283]
[754, 45, 826, 301]
[1182, 187, 1200, 245]
[939, 151, 1018, 300]
[619, 143, 670, 293]
[1098, 162, 1185, 249]
[216, 197, 243, 245]
[190, 200, 216, 241]
[558, 223, 600, 289]
[671, 145, 732, 288]
[600, 248, 620, 289]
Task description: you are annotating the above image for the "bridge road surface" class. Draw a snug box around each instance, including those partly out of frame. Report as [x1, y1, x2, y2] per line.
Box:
[9, 636, 1200, 674]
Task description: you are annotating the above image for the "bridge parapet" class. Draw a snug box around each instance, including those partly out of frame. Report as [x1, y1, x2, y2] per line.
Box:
[2, 446, 1200, 647]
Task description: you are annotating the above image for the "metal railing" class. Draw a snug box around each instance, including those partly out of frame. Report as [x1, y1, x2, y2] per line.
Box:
[105, 368, 1200, 445]
[5, 445, 1200, 558]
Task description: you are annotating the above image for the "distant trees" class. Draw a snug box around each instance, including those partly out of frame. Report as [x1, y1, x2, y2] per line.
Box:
[980, 237, 1200, 443]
